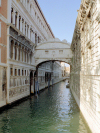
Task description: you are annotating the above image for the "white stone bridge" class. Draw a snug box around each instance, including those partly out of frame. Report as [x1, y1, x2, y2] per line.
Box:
[35, 38, 73, 66]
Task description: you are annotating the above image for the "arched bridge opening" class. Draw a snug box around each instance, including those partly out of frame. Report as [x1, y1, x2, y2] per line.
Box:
[33, 38, 72, 95]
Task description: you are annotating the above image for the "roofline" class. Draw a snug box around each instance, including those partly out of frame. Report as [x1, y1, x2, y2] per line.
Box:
[34, 0, 55, 38]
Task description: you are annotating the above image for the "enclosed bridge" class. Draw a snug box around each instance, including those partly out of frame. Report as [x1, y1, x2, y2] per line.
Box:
[35, 38, 73, 66]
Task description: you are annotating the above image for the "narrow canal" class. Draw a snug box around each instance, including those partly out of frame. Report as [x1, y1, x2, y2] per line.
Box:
[0, 80, 91, 133]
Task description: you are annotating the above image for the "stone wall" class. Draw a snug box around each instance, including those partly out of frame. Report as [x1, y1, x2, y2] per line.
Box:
[0, 67, 7, 107]
[71, 0, 100, 132]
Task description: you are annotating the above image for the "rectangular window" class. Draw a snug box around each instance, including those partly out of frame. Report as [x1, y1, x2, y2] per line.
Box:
[25, 70, 26, 76]
[22, 70, 24, 76]
[15, 69, 17, 76]
[18, 69, 20, 76]
[0, 22, 1, 37]
[10, 68, 13, 76]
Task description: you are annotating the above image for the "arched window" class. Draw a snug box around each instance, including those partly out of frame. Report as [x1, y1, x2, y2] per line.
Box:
[15, 43, 17, 60]
[38, 36, 40, 43]
[11, 8, 13, 23]
[11, 40, 14, 59]
[35, 33, 37, 45]
[15, 12, 17, 27]
[19, 16, 21, 30]
[25, 23, 27, 36]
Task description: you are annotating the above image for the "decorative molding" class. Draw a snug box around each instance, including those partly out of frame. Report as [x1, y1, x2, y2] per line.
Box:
[0, 14, 8, 23]
[96, 12, 100, 23]
[0, 43, 7, 47]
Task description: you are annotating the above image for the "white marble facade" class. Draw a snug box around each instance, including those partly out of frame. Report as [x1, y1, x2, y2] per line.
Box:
[71, 0, 100, 132]
[0, 0, 55, 106]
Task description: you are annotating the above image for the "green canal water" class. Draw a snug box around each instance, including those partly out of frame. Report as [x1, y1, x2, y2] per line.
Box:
[0, 80, 91, 133]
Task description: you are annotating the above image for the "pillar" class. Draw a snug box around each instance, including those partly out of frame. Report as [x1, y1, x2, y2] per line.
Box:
[17, 45, 19, 61]
[8, 0, 12, 23]
[13, 43, 15, 60]
[13, 8, 15, 25]
[32, 31, 35, 43]
[17, 12, 19, 29]
[28, 25, 30, 39]
[20, 17, 22, 32]
[23, 21, 25, 35]
[20, 47, 22, 62]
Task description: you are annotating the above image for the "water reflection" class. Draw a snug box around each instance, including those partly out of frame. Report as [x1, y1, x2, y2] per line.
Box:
[0, 80, 91, 133]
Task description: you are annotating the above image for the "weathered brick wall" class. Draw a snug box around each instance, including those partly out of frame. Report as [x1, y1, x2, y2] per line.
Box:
[0, 0, 7, 19]
[0, 20, 7, 63]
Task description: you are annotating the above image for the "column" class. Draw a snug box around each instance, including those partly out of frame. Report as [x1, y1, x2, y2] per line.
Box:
[13, 8, 15, 25]
[17, 12, 19, 29]
[26, 50, 27, 63]
[20, 17, 22, 32]
[13, 43, 15, 60]
[8, 0, 12, 23]
[32, 31, 35, 43]
[23, 21, 25, 35]
[25, 23, 27, 37]
[23, 48, 25, 62]
[17, 45, 19, 61]
[20, 47, 22, 62]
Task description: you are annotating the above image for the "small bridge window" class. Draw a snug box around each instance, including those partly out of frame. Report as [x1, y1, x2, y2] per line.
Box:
[52, 51, 55, 54]
[59, 50, 63, 54]
[45, 50, 49, 54]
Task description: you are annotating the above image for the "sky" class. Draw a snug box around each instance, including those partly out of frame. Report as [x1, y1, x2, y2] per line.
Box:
[37, 0, 81, 43]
